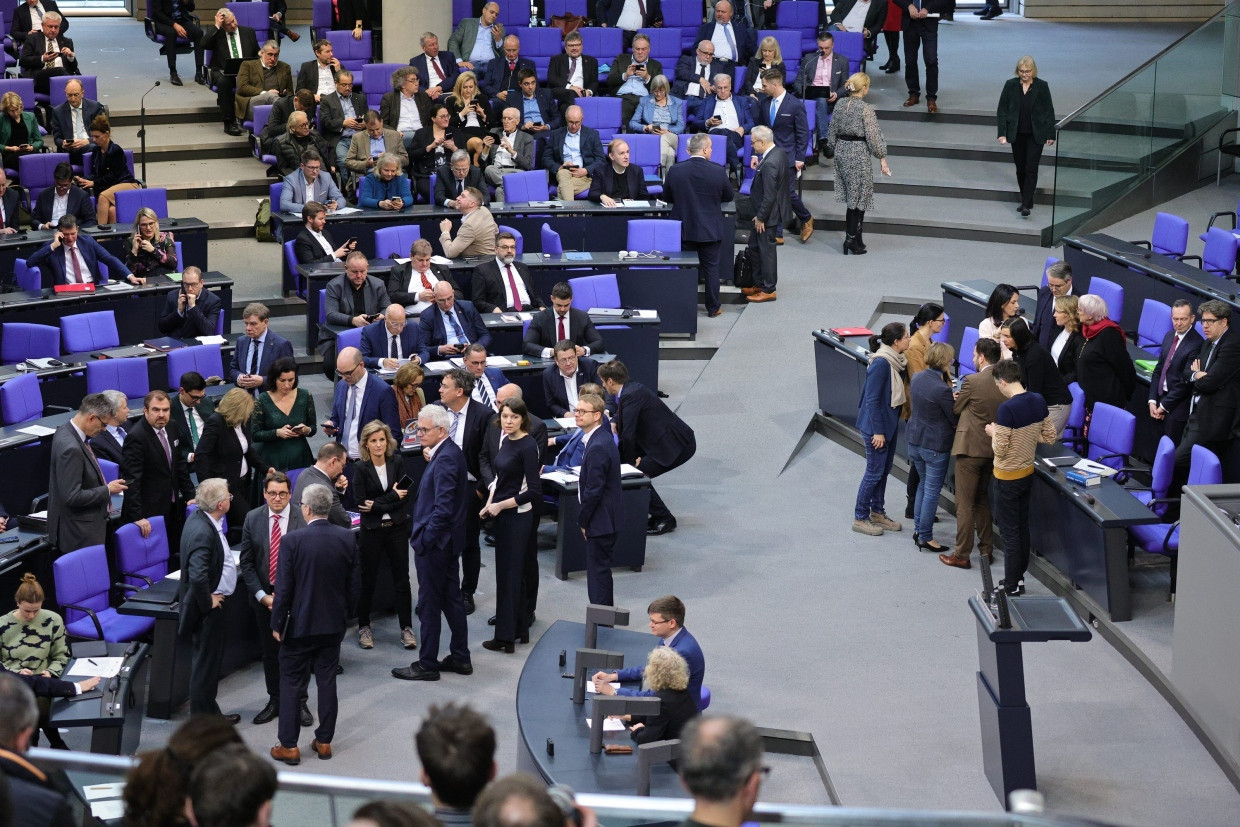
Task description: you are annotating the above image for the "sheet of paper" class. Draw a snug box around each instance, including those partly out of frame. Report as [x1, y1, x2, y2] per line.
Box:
[424, 360, 455, 371]
[430, 255, 453, 265]
[196, 335, 227, 345]
[91, 800, 126, 820]
[485, 355, 511, 366]
[164, 569, 182, 581]
[622, 199, 652, 207]
[620, 463, 643, 476]
[635, 309, 657, 318]
[165, 272, 183, 282]
[554, 417, 576, 430]
[17, 424, 55, 436]
[66, 657, 125, 678]
[1073, 458, 1118, 477]
[102, 282, 134, 291]
[584, 715, 625, 731]
[541, 470, 578, 484]
[585, 681, 620, 694]
[332, 206, 362, 214]
[82, 782, 125, 801]
[500, 314, 522, 323]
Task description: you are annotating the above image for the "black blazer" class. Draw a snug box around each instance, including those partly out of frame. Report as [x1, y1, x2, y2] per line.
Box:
[318, 89, 367, 148]
[429, 400, 491, 481]
[432, 165, 488, 207]
[542, 357, 601, 418]
[271, 520, 361, 640]
[379, 89, 434, 134]
[19, 33, 79, 78]
[177, 508, 225, 635]
[120, 417, 196, 523]
[86, 141, 135, 195]
[1054, 330, 1086, 385]
[1185, 329, 1240, 443]
[751, 144, 792, 226]
[168, 396, 215, 462]
[1077, 325, 1136, 411]
[605, 54, 664, 96]
[199, 25, 260, 72]
[547, 52, 599, 96]
[522, 306, 605, 358]
[1014, 341, 1072, 406]
[470, 259, 545, 313]
[0, 186, 19, 231]
[294, 225, 338, 265]
[295, 58, 337, 98]
[631, 687, 699, 744]
[1149, 328, 1204, 414]
[386, 262, 460, 307]
[587, 162, 650, 202]
[1030, 285, 1066, 349]
[664, 155, 734, 243]
[194, 413, 270, 494]
[353, 454, 411, 529]
[614, 380, 696, 468]
[13, 1, 68, 49]
[411, 51, 462, 90]
[478, 416, 548, 492]
[88, 428, 124, 465]
[996, 76, 1056, 145]
[157, 287, 223, 338]
[33, 183, 95, 229]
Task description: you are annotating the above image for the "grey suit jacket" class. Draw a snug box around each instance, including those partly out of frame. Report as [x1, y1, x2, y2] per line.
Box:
[238, 503, 307, 599]
[344, 127, 410, 174]
[481, 128, 534, 171]
[48, 422, 111, 553]
[291, 465, 351, 529]
[318, 89, 367, 148]
[324, 274, 390, 328]
[447, 17, 503, 65]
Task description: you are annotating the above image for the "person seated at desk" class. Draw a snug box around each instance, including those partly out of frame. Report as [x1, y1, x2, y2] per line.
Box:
[345, 110, 409, 192]
[697, 74, 753, 181]
[360, 152, 413, 211]
[319, 70, 367, 173]
[543, 341, 601, 418]
[273, 111, 333, 179]
[32, 162, 95, 230]
[480, 107, 534, 203]
[0, 573, 71, 748]
[463, 342, 508, 411]
[522, 281, 605, 359]
[409, 104, 461, 204]
[481, 35, 534, 111]
[125, 207, 178, 279]
[438, 186, 497, 259]
[434, 148, 489, 209]
[470, 231, 544, 314]
[27, 214, 142, 286]
[280, 148, 343, 215]
[445, 72, 492, 167]
[229, 301, 295, 395]
[0, 170, 21, 233]
[322, 252, 391, 369]
[386, 237, 462, 315]
[587, 138, 650, 207]
[158, 266, 223, 339]
[544, 381, 615, 471]
[593, 595, 706, 708]
[547, 31, 599, 110]
[418, 280, 491, 363]
[258, 88, 316, 152]
[543, 105, 605, 203]
[380, 66, 434, 154]
[360, 303, 423, 371]
[293, 200, 355, 266]
[49, 78, 102, 164]
[626, 647, 701, 745]
[74, 114, 140, 226]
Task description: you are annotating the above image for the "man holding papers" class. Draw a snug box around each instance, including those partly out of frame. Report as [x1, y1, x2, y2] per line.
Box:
[360, 304, 422, 371]
[574, 392, 623, 606]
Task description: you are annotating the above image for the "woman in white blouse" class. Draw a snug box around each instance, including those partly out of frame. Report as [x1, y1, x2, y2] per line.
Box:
[1050, 294, 1085, 383]
[977, 283, 1020, 360]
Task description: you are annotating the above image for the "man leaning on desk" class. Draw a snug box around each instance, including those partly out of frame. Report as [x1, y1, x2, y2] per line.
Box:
[587, 138, 650, 207]
[158, 266, 223, 339]
[27, 214, 142, 286]
[438, 187, 497, 259]
[522, 281, 605, 359]
[593, 595, 706, 708]
[294, 201, 356, 266]
[360, 304, 423, 371]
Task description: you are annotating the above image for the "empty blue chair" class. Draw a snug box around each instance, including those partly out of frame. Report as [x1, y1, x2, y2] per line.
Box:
[311, 0, 333, 39]
[1128, 436, 1175, 515]
[498, 0, 532, 26]
[541, 223, 563, 255]
[0, 79, 34, 109]
[375, 225, 422, 258]
[1062, 383, 1086, 451]
[166, 344, 225, 389]
[497, 225, 523, 256]
[62, 311, 120, 353]
[1, 322, 59, 365]
[638, 28, 682, 65]
[578, 96, 623, 144]
[1130, 212, 1189, 260]
[319, 288, 326, 325]
[957, 327, 979, 376]
[1133, 299, 1172, 354]
[0, 373, 45, 425]
[252, 105, 278, 165]
[568, 274, 621, 309]
[53, 545, 155, 640]
[1085, 402, 1135, 473]
[545, 0, 588, 16]
[18, 153, 70, 203]
[627, 219, 682, 253]
[777, 1, 824, 53]
[624, 133, 664, 194]
[13, 259, 40, 293]
[1088, 277, 1124, 325]
[337, 327, 363, 353]
[500, 170, 552, 204]
[522, 29, 565, 82]
[86, 358, 150, 397]
[327, 30, 373, 76]
[282, 239, 305, 299]
[115, 188, 169, 223]
[224, 1, 274, 41]
[1182, 226, 1239, 278]
[579, 28, 622, 66]
[699, 685, 712, 711]
[115, 517, 171, 591]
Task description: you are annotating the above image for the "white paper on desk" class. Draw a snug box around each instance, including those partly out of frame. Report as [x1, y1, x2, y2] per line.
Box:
[554, 417, 576, 430]
[393, 256, 411, 264]
[66, 657, 124, 678]
[377, 366, 399, 375]
[585, 715, 625, 732]
[330, 206, 361, 215]
[164, 569, 182, 581]
[622, 199, 651, 208]
[17, 424, 55, 436]
[1073, 458, 1118, 477]
[485, 355, 511, 366]
[91, 800, 126, 820]
[500, 314, 522, 323]
[430, 255, 453, 266]
[585, 681, 620, 694]
[195, 335, 227, 345]
[82, 782, 125, 801]
[635, 309, 657, 319]
[620, 463, 643, 477]
[425, 360, 454, 371]
[102, 282, 134, 291]
[541, 470, 578, 485]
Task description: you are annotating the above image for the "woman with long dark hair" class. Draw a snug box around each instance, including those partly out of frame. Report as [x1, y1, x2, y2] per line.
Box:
[251, 357, 316, 471]
[853, 322, 910, 536]
[1003, 316, 1073, 437]
[902, 302, 946, 517]
[979, 283, 1020, 360]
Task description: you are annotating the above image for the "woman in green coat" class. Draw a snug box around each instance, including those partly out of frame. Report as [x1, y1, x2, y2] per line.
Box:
[251, 356, 316, 471]
[0, 91, 43, 172]
[996, 55, 1055, 218]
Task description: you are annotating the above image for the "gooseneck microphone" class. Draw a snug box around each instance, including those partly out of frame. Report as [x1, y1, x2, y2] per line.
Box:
[139, 81, 160, 182]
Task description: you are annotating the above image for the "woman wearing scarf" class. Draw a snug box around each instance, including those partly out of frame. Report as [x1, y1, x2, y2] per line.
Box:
[1075, 293, 1136, 438]
[853, 322, 911, 536]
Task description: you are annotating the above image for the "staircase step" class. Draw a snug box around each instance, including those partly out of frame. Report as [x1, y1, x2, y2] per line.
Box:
[144, 157, 273, 199]
[111, 123, 250, 163]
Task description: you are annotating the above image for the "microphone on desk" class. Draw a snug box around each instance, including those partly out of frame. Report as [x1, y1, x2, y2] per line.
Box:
[139, 81, 160, 183]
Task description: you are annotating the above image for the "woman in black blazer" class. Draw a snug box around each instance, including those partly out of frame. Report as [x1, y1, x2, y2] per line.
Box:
[1075, 292, 1136, 436]
[1050, 294, 1086, 384]
[194, 388, 271, 540]
[995, 56, 1055, 217]
[76, 114, 140, 225]
[353, 420, 414, 652]
[1004, 317, 1074, 438]
[408, 104, 461, 204]
[628, 647, 700, 745]
[744, 36, 786, 98]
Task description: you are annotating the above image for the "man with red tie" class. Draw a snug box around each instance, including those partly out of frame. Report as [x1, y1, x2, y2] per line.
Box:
[411, 33, 460, 100]
[120, 390, 197, 551]
[468, 232, 545, 314]
[521, 282, 606, 359]
[27, 214, 140, 287]
[386, 238, 463, 316]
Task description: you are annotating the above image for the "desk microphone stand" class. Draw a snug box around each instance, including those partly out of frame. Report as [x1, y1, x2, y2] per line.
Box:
[139, 81, 160, 183]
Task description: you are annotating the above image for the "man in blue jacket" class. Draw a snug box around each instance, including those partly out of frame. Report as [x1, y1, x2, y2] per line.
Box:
[27, 215, 136, 286]
[574, 392, 623, 605]
[593, 595, 706, 709]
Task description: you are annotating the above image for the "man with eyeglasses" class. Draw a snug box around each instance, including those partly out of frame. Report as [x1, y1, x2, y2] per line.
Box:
[1030, 260, 1073, 349]
[542, 105, 605, 203]
[543, 340, 601, 418]
[593, 595, 705, 706]
[261, 88, 317, 159]
[280, 149, 343, 215]
[48, 392, 129, 554]
[418, 280, 492, 363]
[0, 171, 20, 234]
[235, 40, 291, 123]
[323, 253, 391, 368]
[470, 231, 545, 314]
[295, 38, 341, 104]
[387, 238, 462, 315]
[49, 78, 101, 163]
[1174, 300, 1240, 488]
[463, 343, 509, 411]
[1148, 299, 1203, 446]
[380, 67, 433, 153]
[319, 70, 367, 172]
[158, 265, 224, 339]
[18, 11, 77, 97]
[434, 149, 489, 209]
[674, 41, 734, 121]
[229, 302, 294, 395]
[170, 372, 215, 465]
[572, 392, 623, 605]
[360, 304, 422, 371]
[322, 346, 401, 466]
[32, 161, 94, 230]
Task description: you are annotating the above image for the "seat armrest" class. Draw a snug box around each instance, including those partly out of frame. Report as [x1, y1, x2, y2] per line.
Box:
[60, 602, 104, 640]
[1205, 210, 1237, 232]
[121, 571, 155, 588]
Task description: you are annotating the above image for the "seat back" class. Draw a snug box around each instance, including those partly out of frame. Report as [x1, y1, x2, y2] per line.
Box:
[757, 31, 802, 82]
[52, 545, 112, 632]
[1085, 402, 1135, 470]
[115, 188, 169, 223]
[499, 0, 532, 26]
[18, 152, 71, 204]
[337, 326, 363, 353]
[675, 132, 726, 165]
[830, 31, 866, 76]
[327, 30, 373, 75]
[569, 273, 621, 309]
[1088, 277, 1124, 325]
[97, 458, 119, 483]
[957, 327, 979, 376]
[312, 0, 333, 39]
[86, 357, 150, 397]
[115, 517, 171, 590]
[282, 239, 302, 297]
[1042, 255, 1060, 287]
[1, 322, 59, 365]
[1135, 299, 1173, 352]
[580, 28, 622, 65]
[1201, 226, 1239, 276]
[523, 28, 566, 81]
[638, 28, 683, 65]
[50, 76, 99, 107]
[1143, 436, 1176, 516]
[1188, 444, 1223, 486]
[252, 104, 275, 161]
[1062, 382, 1086, 449]
[541, 223, 563, 255]
[362, 62, 405, 97]
[627, 219, 682, 253]
[61, 310, 120, 353]
[270, 182, 282, 212]
[0, 79, 34, 107]
[1150, 212, 1189, 259]
[374, 225, 422, 259]
[497, 225, 524, 255]
[224, 1, 275, 41]
[166, 344, 225, 389]
[545, 0, 588, 16]
[578, 96, 622, 144]
[13, 258, 40, 293]
[500, 170, 552, 203]
[0, 372, 42, 425]
[662, 0, 701, 29]
[624, 132, 663, 180]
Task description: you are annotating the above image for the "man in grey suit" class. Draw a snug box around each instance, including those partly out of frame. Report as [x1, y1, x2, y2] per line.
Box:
[238, 471, 309, 727]
[447, 1, 504, 74]
[744, 125, 789, 303]
[318, 70, 367, 172]
[48, 393, 128, 554]
[320, 251, 391, 366]
[49, 78, 103, 164]
[481, 108, 534, 203]
[292, 442, 351, 529]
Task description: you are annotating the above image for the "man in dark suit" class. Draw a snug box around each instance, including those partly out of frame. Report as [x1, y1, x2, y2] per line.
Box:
[695, 0, 756, 64]
[392, 405, 471, 681]
[434, 150, 489, 208]
[388, 238, 462, 314]
[546, 32, 598, 110]
[463, 343, 510, 411]
[599, 360, 696, 535]
[295, 38, 340, 102]
[795, 32, 851, 157]
[1149, 299, 1205, 445]
[755, 70, 811, 244]
[262, 89, 317, 160]
[606, 36, 662, 127]
[575, 391, 623, 605]
[27, 215, 134, 287]
[360, 304, 422, 371]
[199, 8, 260, 135]
[18, 12, 78, 95]
[522, 281, 606, 359]
[664, 133, 735, 317]
[697, 75, 753, 181]
[321, 252, 391, 362]
[0, 171, 20, 233]
[169, 372, 215, 464]
[178, 478, 240, 721]
[158, 266, 222, 339]
[238, 471, 310, 727]
[293, 201, 353, 267]
[324, 346, 402, 463]
[120, 390, 197, 552]
[674, 41, 735, 122]
[228, 302, 295, 394]
[543, 107, 606, 202]
[597, 0, 663, 33]
[1174, 300, 1240, 488]
[412, 33, 461, 100]
[1030, 261, 1074, 349]
[32, 163, 95, 230]
[431, 369, 492, 614]
[87, 389, 129, 465]
[481, 35, 535, 103]
[470, 232, 545, 314]
[49, 78, 103, 163]
[544, 343, 602, 418]
[418, 281, 492, 363]
[902, 0, 950, 114]
[12, 0, 69, 54]
[269, 482, 360, 764]
[511, 69, 561, 136]
[586, 139, 650, 208]
[318, 71, 367, 170]
[148, 0, 204, 84]
[743, 125, 790, 303]
[48, 393, 127, 554]
[292, 443, 351, 530]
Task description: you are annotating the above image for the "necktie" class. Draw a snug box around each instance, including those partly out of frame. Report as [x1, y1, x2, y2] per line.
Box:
[637, 0, 646, 15]
[85, 441, 104, 483]
[446, 309, 468, 344]
[269, 514, 282, 587]
[700, 64, 707, 80]
[505, 265, 523, 312]
[71, 106, 83, 140]
[477, 379, 493, 409]
[68, 245, 83, 283]
[186, 405, 199, 444]
[418, 269, 432, 290]
[770, 99, 778, 125]
[248, 339, 259, 375]
[343, 384, 357, 450]
[229, 32, 239, 60]
[390, 334, 399, 360]
[431, 57, 445, 81]
[34, 5, 42, 21]
[509, 60, 516, 71]
[157, 428, 172, 466]
[457, 178, 464, 195]
[722, 24, 736, 58]
[449, 410, 460, 441]
[115, 426, 126, 443]
[1159, 334, 1180, 394]
[569, 57, 578, 80]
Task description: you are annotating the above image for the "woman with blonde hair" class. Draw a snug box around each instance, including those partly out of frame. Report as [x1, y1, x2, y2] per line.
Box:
[0, 573, 70, 747]
[827, 72, 890, 255]
[125, 207, 178, 278]
[353, 420, 414, 652]
[195, 387, 271, 537]
[1051, 294, 1085, 383]
[0, 91, 41, 170]
[627, 647, 699, 744]
[76, 114, 140, 224]
[445, 71, 490, 166]
[996, 56, 1056, 218]
[745, 36, 784, 97]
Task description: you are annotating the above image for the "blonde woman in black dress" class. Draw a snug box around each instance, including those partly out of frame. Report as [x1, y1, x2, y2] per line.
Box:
[827, 72, 890, 255]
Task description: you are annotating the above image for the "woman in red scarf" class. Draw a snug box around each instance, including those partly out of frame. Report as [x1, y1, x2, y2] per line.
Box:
[1075, 293, 1136, 436]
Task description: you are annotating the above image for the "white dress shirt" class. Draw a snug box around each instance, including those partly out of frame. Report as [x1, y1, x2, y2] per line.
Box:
[403, 266, 444, 314]
[210, 511, 238, 597]
[713, 96, 739, 130]
[397, 94, 423, 134]
[711, 23, 738, 62]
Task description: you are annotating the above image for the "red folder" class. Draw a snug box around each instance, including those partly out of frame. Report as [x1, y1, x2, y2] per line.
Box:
[53, 283, 95, 293]
[830, 326, 873, 337]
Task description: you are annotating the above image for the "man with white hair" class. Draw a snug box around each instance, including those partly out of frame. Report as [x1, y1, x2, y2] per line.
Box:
[18, 11, 77, 96]
[199, 7, 260, 135]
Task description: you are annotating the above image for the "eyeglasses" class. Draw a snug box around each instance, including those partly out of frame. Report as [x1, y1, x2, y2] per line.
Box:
[266, 490, 290, 498]
[649, 617, 672, 626]
[573, 407, 599, 416]
[335, 364, 362, 379]
[413, 425, 439, 433]
[1201, 317, 1222, 325]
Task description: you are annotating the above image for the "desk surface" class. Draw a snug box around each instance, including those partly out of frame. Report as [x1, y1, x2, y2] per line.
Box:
[116, 577, 180, 620]
[277, 201, 734, 224]
[0, 217, 209, 251]
[1068, 233, 1240, 306]
[0, 270, 232, 311]
[1034, 445, 1162, 528]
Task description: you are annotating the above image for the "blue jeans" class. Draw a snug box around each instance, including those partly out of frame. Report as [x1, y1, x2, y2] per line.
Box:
[908, 443, 950, 541]
[855, 431, 897, 521]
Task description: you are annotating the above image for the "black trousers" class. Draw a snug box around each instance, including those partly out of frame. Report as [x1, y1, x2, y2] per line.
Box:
[151, 19, 204, 71]
[251, 599, 309, 703]
[188, 607, 226, 715]
[994, 474, 1033, 589]
[684, 239, 722, 314]
[1011, 133, 1044, 211]
[585, 532, 616, 606]
[461, 491, 483, 595]
[492, 507, 533, 642]
[902, 19, 939, 100]
[708, 127, 744, 170]
[414, 544, 470, 669]
[214, 71, 239, 123]
[746, 221, 779, 293]
[522, 513, 540, 623]
[638, 442, 696, 523]
[357, 522, 413, 630]
[1171, 417, 1227, 492]
[277, 631, 342, 748]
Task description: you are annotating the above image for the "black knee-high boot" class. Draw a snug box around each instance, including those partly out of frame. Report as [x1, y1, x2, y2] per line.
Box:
[843, 209, 859, 255]
[855, 210, 868, 254]
[883, 32, 900, 73]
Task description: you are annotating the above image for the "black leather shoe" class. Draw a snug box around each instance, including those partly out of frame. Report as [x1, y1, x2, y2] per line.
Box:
[222, 713, 242, 725]
[224, 120, 243, 136]
[299, 701, 313, 727]
[646, 517, 677, 536]
[487, 614, 497, 625]
[484, 534, 495, 546]
[463, 593, 476, 615]
[482, 638, 515, 653]
[335, 664, 344, 675]
[252, 699, 278, 725]
[169, 72, 183, 87]
[438, 657, 474, 675]
[392, 662, 441, 681]
[194, 69, 206, 85]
